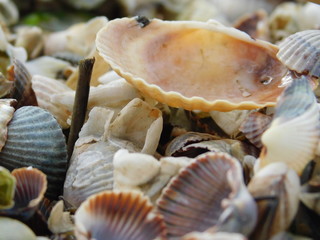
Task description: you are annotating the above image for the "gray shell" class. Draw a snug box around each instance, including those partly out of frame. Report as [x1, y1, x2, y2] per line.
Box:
[0, 106, 67, 199]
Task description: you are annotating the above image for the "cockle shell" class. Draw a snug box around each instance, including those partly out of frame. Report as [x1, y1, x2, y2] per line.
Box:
[277, 30, 320, 78]
[239, 112, 272, 148]
[32, 75, 72, 129]
[0, 166, 15, 209]
[96, 17, 288, 112]
[74, 191, 167, 240]
[0, 106, 68, 199]
[248, 162, 300, 240]
[259, 76, 320, 175]
[0, 99, 16, 151]
[157, 152, 257, 239]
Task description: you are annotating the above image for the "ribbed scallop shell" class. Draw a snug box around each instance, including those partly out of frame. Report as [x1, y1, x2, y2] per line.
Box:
[239, 112, 272, 148]
[0, 106, 68, 199]
[32, 75, 72, 129]
[96, 17, 288, 112]
[5, 167, 47, 220]
[75, 191, 167, 240]
[277, 30, 320, 78]
[157, 152, 257, 239]
[248, 162, 300, 240]
[259, 76, 320, 175]
[0, 99, 16, 151]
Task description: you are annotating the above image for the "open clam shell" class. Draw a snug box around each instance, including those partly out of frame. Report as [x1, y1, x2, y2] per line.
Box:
[0, 106, 67, 199]
[259, 76, 320, 175]
[248, 162, 300, 240]
[1, 167, 47, 220]
[74, 190, 167, 240]
[277, 30, 320, 78]
[96, 17, 288, 112]
[157, 152, 257, 239]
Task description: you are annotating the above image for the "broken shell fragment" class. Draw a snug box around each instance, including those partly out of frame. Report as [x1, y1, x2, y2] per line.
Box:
[277, 30, 320, 78]
[74, 191, 166, 240]
[259, 76, 320, 175]
[96, 17, 288, 112]
[0, 106, 68, 199]
[157, 152, 257, 239]
[0, 166, 16, 210]
[248, 162, 300, 240]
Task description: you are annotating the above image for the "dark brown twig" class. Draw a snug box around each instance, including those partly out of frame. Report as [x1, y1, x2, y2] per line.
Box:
[67, 57, 95, 165]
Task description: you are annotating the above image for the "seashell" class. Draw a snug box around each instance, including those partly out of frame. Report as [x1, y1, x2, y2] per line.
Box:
[209, 109, 252, 137]
[248, 162, 300, 240]
[157, 152, 257, 239]
[64, 100, 163, 207]
[0, 0, 18, 26]
[0, 106, 68, 199]
[48, 200, 74, 234]
[239, 112, 272, 148]
[277, 30, 320, 78]
[14, 26, 44, 59]
[32, 75, 72, 129]
[0, 166, 16, 209]
[0, 72, 13, 98]
[300, 175, 320, 215]
[0, 99, 16, 151]
[65, 0, 105, 10]
[182, 232, 247, 240]
[165, 132, 218, 156]
[259, 76, 320, 175]
[233, 10, 270, 41]
[1, 167, 47, 220]
[0, 217, 37, 240]
[96, 17, 288, 112]
[8, 59, 38, 108]
[74, 190, 167, 240]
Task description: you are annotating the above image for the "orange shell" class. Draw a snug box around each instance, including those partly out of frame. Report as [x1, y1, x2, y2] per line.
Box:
[96, 17, 288, 112]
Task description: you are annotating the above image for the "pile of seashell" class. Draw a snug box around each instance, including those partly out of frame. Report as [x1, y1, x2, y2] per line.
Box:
[0, 0, 320, 239]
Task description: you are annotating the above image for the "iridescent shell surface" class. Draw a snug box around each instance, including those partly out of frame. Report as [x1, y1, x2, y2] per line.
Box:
[96, 17, 288, 112]
[0, 106, 67, 199]
[75, 191, 167, 240]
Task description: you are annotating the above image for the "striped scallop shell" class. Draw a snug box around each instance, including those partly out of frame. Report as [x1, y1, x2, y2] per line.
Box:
[157, 152, 257, 239]
[96, 17, 287, 112]
[2, 167, 47, 220]
[259, 76, 320, 175]
[0, 106, 68, 199]
[239, 112, 272, 148]
[0, 99, 16, 151]
[277, 30, 320, 78]
[32, 75, 72, 129]
[75, 191, 167, 240]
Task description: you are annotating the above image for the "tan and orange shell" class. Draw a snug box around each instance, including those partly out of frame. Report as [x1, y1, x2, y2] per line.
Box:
[96, 17, 288, 112]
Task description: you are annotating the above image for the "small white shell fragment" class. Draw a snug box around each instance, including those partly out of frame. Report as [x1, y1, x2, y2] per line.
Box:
[113, 149, 160, 187]
[48, 200, 74, 234]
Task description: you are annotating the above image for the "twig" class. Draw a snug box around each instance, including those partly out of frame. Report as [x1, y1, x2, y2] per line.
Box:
[67, 57, 95, 165]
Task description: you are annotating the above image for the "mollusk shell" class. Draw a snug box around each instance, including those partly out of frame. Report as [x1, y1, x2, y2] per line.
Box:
[239, 112, 272, 148]
[0, 217, 37, 240]
[157, 152, 257, 239]
[259, 76, 320, 175]
[277, 30, 320, 78]
[0, 166, 16, 209]
[182, 232, 247, 240]
[0, 106, 67, 199]
[0, 99, 16, 151]
[74, 191, 167, 240]
[96, 17, 288, 112]
[248, 162, 300, 240]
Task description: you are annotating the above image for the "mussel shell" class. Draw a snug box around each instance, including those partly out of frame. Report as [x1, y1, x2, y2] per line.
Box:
[75, 190, 167, 240]
[0, 106, 67, 199]
[277, 30, 320, 78]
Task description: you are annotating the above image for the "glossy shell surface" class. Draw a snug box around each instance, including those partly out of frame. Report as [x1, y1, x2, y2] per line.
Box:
[96, 17, 288, 112]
